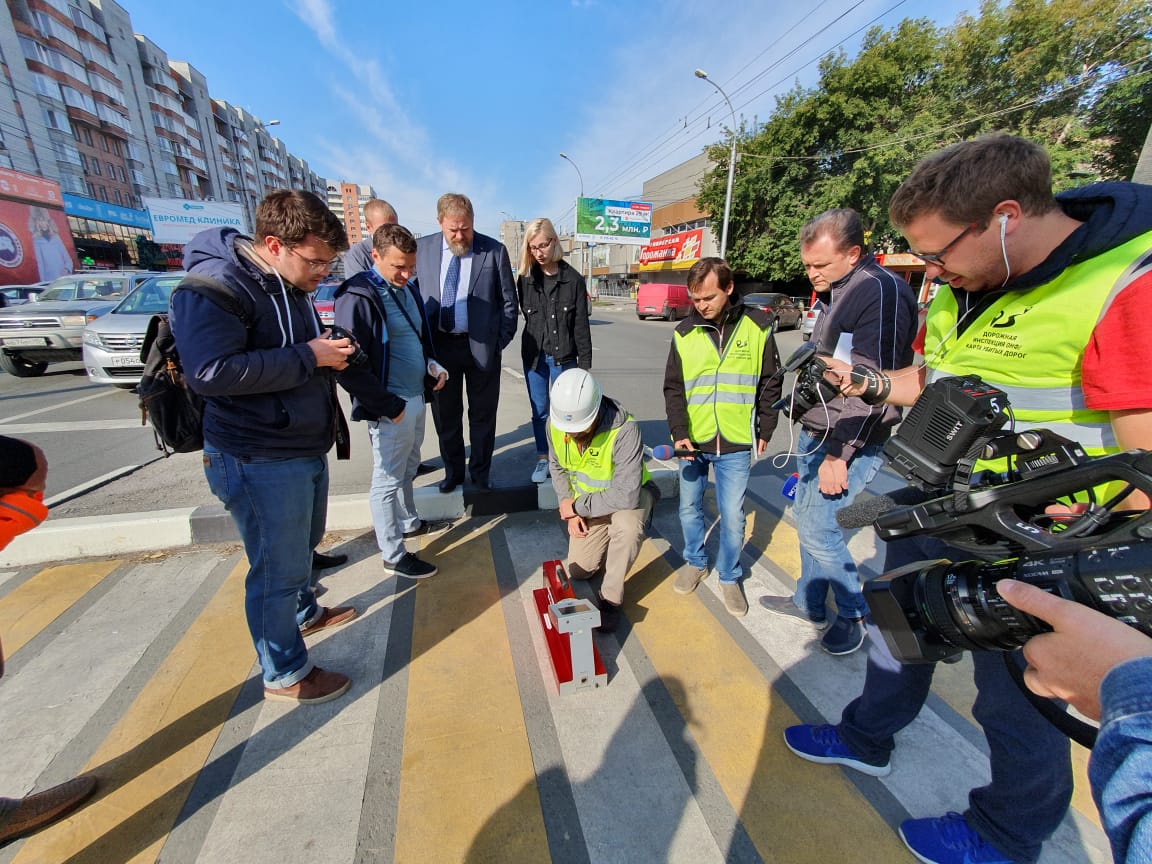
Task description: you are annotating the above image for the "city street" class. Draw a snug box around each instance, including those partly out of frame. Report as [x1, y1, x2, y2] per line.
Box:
[0, 300, 811, 518]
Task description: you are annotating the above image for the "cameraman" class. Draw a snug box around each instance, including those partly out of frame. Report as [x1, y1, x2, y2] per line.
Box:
[999, 580, 1152, 863]
[760, 209, 917, 655]
[784, 134, 1152, 864]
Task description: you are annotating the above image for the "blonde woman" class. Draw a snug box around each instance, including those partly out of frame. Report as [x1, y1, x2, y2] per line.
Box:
[517, 218, 592, 483]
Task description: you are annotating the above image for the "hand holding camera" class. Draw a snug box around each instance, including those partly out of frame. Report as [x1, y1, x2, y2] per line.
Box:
[310, 326, 368, 370]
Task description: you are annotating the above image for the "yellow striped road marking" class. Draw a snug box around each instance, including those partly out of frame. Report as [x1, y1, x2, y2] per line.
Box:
[0, 561, 119, 656]
[395, 519, 549, 864]
[746, 500, 1099, 827]
[626, 538, 910, 862]
[16, 557, 252, 864]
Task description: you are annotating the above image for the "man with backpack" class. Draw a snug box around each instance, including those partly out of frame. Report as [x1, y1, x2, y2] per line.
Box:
[169, 190, 359, 705]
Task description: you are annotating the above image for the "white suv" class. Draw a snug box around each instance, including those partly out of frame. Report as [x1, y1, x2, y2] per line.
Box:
[83, 273, 185, 387]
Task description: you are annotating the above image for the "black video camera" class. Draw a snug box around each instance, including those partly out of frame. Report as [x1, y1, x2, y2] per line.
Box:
[771, 343, 842, 421]
[861, 375, 1152, 664]
[327, 325, 368, 368]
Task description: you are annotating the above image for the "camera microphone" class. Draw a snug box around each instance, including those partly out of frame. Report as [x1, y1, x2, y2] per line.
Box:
[650, 444, 697, 460]
[836, 486, 936, 529]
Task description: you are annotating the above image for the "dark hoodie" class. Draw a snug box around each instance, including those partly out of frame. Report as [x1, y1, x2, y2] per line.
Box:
[955, 182, 1152, 334]
[663, 298, 782, 454]
[169, 228, 335, 458]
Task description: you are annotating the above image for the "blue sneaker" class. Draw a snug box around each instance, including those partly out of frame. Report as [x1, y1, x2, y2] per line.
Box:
[783, 724, 891, 777]
[899, 813, 1012, 864]
[821, 616, 865, 655]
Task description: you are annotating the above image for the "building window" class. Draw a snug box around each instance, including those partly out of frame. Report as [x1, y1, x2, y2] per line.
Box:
[95, 186, 107, 202]
[106, 161, 115, 176]
[100, 136, 110, 152]
[91, 159, 101, 176]
[79, 152, 88, 172]
[113, 190, 122, 205]
[83, 128, 93, 146]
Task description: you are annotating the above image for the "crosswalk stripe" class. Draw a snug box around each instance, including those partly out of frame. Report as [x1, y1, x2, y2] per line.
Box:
[13, 558, 252, 864]
[0, 560, 119, 657]
[394, 519, 550, 863]
[623, 540, 910, 861]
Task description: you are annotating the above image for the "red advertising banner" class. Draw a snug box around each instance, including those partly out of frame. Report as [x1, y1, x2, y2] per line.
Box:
[0, 168, 77, 284]
[638, 228, 704, 270]
[0, 167, 65, 207]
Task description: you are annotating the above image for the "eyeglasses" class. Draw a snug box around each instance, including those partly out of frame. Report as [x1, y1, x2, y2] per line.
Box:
[914, 223, 978, 267]
[285, 245, 335, 272]
[529, 239, 555, 253]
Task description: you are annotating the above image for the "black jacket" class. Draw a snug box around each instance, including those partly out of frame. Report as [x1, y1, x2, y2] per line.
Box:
[663, 298, 782, 454]
[333, 270, 439, 422]
[803, 254, 918, 459]
[517, 260, 592, 369]
[171, 228, 336, 458]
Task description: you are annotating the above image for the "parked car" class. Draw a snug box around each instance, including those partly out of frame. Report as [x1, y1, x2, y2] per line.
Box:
[636, 283, 693, 321]
[82, 273, 185, 387]
[742, 292, 802, 330]
[0, 284, 48, 306]
[312, 280, 339, 327]
[801, 304, 822, 341]
[0, 271, 160, 377]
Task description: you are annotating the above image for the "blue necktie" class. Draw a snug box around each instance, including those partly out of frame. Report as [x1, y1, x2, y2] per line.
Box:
[440, 255, 461, 332]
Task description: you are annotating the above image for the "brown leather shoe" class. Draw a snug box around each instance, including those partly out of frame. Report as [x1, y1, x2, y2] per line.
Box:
[0, 775, 98, 843]
[300, 606, 357, 638]
[264, 667, 351, 704]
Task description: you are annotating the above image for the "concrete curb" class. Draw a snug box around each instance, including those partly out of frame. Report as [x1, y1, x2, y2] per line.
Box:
[0, 467, 680, 567]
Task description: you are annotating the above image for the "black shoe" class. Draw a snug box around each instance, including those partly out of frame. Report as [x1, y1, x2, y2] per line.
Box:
[469, 477, 492, 491]
[416, 462, 437, 476]
[312, 550, 348, 570]
[438, 478, 461, 494]
[595, 593, 622, 633]
[382, 552, 438, 580]
[403, 520, 452, 539]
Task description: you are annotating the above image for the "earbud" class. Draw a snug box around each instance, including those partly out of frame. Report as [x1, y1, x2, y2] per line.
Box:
[998, 213, 1008, 227]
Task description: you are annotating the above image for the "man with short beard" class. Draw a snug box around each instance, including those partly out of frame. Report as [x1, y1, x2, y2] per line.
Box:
[415, 193, 518, 492]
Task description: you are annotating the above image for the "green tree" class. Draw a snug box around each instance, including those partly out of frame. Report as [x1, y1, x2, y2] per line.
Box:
[696, 0, 1152, 281]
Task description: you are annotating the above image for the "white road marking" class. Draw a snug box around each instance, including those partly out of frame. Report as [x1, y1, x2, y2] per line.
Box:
[0, 419, 145, 434]
[503, 367, 524, 379]
[1, 389, 116, 424]
[45, 463, 148, 507]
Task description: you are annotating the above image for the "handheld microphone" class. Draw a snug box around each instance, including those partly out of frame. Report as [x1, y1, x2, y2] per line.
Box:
[651, 444, 697, 460]
[835, 487, 936, 530]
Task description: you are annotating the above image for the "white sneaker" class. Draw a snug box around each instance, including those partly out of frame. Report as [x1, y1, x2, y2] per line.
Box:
[531, 458, 550, 484]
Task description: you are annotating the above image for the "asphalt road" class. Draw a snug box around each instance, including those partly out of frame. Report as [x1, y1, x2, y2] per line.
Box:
[0, 300, 817, 518]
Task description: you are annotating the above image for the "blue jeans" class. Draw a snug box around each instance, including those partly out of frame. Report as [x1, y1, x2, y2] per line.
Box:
[791, 429, 883, 621]
[838, 533, 1072, 863]
[367, 395, 425, 563]
[678, 449, 751, 583]
[203, 445, 326, 688]
[526, 353, 577, 455]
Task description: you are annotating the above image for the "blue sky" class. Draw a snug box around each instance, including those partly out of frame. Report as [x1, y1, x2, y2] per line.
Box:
[125, 0, 977, 238]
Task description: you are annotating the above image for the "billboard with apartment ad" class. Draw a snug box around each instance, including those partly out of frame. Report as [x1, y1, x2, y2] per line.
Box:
[143, 197, 246, 245]
[575, 198, 652, 245]
[0, 167, 78, 286]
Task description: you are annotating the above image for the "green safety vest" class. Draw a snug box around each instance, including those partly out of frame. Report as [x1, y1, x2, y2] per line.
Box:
[674, 314, 768, 445]
[550, 419, 651, 501]
[925, 229, 1152, 464]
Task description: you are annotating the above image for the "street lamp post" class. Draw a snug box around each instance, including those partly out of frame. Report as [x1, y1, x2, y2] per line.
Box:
[559, 152, 592, 296]
[694, 69, 737, 259]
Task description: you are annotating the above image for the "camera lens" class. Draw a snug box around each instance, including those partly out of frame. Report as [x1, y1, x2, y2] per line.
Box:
[911, 559, 1050, 652]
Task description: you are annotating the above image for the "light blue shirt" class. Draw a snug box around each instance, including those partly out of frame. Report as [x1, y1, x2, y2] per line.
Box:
[440, 238, 473, 334]
[369, 269, 426, 399]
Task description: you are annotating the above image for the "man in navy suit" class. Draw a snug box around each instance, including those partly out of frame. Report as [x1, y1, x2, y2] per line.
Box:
[415, 193, 518, 492]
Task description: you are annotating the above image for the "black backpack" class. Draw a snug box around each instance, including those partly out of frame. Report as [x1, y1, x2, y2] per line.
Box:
[137, 275, 250, 454]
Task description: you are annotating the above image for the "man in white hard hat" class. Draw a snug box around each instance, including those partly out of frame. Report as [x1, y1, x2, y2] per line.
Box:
[548, 368, 658, 633]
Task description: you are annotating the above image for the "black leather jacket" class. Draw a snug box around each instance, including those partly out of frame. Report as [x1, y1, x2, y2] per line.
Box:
[517, 260, 592, 369]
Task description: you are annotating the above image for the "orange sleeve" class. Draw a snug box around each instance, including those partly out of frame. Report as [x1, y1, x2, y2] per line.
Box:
[0, 490, 48, 551]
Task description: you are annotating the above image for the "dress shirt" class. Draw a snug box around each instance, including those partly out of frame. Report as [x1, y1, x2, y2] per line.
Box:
[439, 238, 473, 334]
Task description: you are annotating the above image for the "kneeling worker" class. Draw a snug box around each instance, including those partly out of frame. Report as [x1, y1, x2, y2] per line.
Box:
[548, 369, 657, 633]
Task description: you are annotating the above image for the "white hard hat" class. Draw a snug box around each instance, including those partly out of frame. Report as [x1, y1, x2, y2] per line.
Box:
[549, 368, 603, 433]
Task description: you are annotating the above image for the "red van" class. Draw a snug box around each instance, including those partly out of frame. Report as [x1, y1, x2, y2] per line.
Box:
[636, 283, 693, 321]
